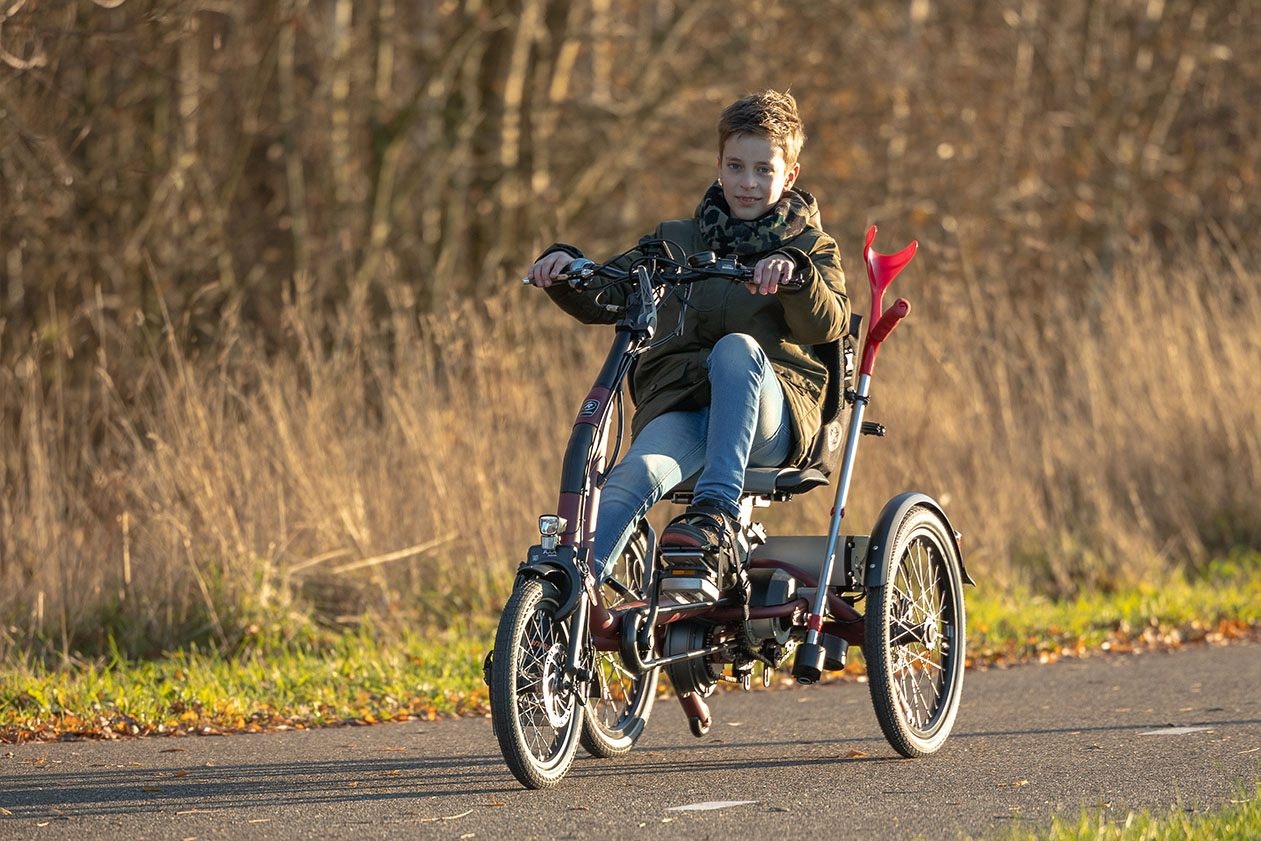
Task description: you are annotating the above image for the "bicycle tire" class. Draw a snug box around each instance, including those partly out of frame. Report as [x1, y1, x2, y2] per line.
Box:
[491, 579, 583, 788]
[863, 504, 967, 757]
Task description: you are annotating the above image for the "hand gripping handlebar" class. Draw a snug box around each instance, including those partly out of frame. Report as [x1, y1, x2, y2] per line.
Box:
[522, 248, 805, 291]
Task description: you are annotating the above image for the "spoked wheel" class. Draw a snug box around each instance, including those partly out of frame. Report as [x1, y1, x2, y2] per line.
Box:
[581, 524, 659, 758]
[491, 579, 584, 789]
[864, 504, 967, 757]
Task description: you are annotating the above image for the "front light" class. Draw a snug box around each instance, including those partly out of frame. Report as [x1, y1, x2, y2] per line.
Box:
[539, 515, 566, 551]
[539, 515, 565, 537]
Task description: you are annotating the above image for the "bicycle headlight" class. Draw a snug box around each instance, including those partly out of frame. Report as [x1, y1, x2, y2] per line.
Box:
[539, 515, 564, 537]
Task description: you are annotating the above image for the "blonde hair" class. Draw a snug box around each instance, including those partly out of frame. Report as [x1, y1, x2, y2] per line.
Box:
[718, 90, 806, 166]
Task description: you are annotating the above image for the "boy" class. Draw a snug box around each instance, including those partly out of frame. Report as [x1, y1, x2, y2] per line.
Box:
[526, 90, 849, 600]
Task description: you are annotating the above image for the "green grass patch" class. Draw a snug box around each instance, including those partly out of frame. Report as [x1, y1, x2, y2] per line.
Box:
[0, 626, 494, 741]
[966, 554, 1261, 666]
[990, 783, 1261, 840]
[2, 557, 1258, 742]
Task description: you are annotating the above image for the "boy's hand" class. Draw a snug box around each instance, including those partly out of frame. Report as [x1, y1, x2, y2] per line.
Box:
[748, 253, 796, 296]
[525, 252, 574, 288]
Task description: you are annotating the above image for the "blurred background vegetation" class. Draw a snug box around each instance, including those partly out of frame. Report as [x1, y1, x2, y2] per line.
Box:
[1, 0, 1258, 661]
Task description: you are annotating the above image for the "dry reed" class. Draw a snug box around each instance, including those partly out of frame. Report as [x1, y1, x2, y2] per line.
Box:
[2, 241, 1259, 660]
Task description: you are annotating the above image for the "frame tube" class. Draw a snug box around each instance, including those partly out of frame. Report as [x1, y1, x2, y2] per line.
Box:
[802, 372, 871, 650]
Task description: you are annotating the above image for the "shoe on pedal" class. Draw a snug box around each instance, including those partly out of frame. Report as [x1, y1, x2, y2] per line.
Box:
[658, 502, 735, 604]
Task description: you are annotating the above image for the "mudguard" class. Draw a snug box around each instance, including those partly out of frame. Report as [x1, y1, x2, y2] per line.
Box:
[516, 544, 586, 620]
[864, 492, 975, 588]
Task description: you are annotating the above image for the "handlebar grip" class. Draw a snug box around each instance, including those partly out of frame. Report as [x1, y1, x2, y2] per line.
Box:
[867, 298, 910, 344]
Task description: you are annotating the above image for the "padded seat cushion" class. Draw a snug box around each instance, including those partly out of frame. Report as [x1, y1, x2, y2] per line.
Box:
[673, 466, 829, 497]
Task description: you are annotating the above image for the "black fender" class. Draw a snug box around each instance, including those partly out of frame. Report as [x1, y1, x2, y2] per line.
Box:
[515, 544, 586, 621]
[864, 492, 975, 588]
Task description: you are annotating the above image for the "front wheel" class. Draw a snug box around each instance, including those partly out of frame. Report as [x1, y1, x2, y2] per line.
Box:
[864, 504, 967, 757]
[490, 579, 584, 789]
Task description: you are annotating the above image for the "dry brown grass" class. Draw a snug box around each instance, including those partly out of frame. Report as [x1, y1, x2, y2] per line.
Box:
[3, 1, 1259, 663]
[3, 237, 1259, 660]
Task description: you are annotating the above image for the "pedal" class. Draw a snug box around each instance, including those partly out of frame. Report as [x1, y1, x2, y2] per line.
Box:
[658, 549, 720, 603]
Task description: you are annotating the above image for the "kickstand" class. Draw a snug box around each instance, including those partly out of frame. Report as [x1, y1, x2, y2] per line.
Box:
[679, 691, 712, 737]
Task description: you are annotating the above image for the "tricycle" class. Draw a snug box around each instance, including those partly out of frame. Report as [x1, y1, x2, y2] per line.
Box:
[485, 226, 973, 789]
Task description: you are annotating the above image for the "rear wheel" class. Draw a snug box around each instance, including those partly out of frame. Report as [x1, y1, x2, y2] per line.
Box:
[864, 505, 966, 757]
[581, 524, 659, 758]
[490, 579, 583, 789]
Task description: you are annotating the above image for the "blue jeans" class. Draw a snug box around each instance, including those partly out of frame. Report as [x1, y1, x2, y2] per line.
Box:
[593, 333, 793, 575]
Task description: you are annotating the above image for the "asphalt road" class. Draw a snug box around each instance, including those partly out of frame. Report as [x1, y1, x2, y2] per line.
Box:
[2, 641, 1258, 840]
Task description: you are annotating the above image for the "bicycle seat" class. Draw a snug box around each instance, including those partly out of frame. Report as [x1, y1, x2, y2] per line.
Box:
[673, 465, 829, 500]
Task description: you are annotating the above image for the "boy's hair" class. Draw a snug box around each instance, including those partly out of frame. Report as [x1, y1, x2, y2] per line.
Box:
[718, 90, 806, 166]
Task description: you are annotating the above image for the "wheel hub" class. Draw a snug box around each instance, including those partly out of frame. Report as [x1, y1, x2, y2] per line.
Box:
[540, 642, 574, 728]
[663, 621, 721, 697]
[922, 618, 940, 651]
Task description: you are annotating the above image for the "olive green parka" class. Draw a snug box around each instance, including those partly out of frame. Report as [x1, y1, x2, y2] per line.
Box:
[544, 192, 849, 467]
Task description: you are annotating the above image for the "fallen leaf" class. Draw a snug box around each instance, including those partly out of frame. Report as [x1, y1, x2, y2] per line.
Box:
[845, 749, 868, 759]
[485, 801, 505, 807]
[143, 786, 162, 792]
[174, 770, 188, 778]
[0, 807, 12, 816]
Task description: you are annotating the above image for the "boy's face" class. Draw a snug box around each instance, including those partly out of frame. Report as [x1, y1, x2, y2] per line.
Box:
[717, 133, 800, 221]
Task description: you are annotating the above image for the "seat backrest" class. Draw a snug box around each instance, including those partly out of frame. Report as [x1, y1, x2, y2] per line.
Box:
[801, 313, 862, 477]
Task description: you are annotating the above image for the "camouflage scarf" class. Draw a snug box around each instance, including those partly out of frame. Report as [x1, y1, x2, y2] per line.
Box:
[694, 181, 815, 258]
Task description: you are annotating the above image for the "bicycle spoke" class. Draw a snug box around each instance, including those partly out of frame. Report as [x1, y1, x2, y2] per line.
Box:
[886, 531, 957, 732]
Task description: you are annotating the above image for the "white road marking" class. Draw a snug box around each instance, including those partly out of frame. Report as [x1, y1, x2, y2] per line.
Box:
[667, 800, 758, 812]
[1138, 725, 1213, 736]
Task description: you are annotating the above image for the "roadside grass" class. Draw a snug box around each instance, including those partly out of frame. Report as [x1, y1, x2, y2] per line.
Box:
[8, 250, 1261, 663]
[966, 555, 1261, 667]
[989, 782, 1261, 841]
[1, 559, 1258, 743]
[0, 626, 494, 742]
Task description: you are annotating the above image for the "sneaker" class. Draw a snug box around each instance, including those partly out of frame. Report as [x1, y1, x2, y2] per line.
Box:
[658, 503, 735, 604]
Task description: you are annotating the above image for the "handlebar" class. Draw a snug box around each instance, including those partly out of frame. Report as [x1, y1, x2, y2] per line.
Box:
[559, 252, 756, 290]
[522, 245, 802, 291]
